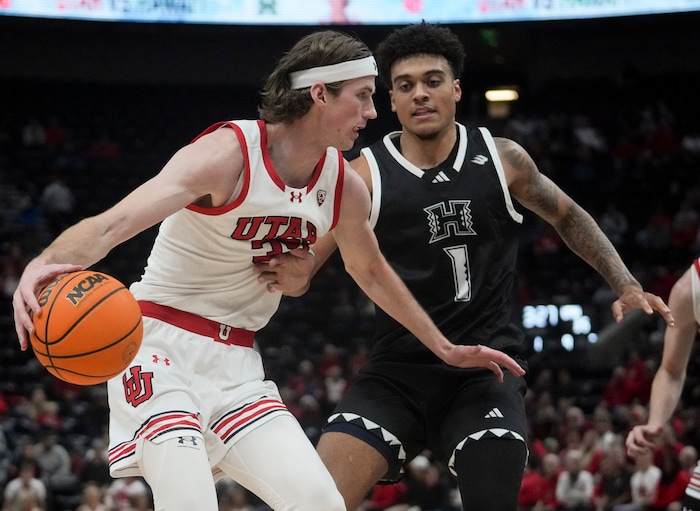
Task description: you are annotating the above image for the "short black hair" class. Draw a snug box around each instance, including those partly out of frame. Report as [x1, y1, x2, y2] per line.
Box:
[375, 22, 466, 89]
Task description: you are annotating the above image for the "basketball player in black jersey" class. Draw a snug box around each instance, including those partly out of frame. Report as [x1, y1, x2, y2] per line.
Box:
[257, 22, 674, 510]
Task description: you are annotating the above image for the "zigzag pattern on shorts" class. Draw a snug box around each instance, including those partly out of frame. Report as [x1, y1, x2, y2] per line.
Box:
[448, 428, 526, 475]
[326, 412, 406, 463]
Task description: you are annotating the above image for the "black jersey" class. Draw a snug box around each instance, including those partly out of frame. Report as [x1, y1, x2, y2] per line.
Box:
[364, 123, 526, 360]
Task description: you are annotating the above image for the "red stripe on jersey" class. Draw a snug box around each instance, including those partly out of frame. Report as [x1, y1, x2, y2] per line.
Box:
[331, 151, 344, 231]
[187, 121, 252, 215]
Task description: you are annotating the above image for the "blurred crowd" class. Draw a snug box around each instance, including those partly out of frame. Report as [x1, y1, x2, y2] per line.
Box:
[1, 73, 700, 511]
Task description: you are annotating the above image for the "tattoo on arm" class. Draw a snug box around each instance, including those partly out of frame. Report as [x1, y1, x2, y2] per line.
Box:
[557, 205, 639, 293]
[498, 137, 639, 294]
[499, 138, 558, 216]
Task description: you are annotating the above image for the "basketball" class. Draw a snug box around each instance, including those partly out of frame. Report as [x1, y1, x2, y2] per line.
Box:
[29, 270, 143, 386]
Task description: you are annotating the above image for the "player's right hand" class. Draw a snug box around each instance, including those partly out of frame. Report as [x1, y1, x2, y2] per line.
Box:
[253, 247, 315, 295]
[440, 344, 526, 382]
[625, 424, 662, 457]
[12, 261, 82, 351]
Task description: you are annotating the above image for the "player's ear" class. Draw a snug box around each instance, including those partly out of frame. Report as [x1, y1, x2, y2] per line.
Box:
[310, 83, 328, 104]
[454, 79, 462, 102]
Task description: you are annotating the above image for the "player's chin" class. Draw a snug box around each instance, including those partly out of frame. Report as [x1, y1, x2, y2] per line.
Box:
[338, 130, 360, 151]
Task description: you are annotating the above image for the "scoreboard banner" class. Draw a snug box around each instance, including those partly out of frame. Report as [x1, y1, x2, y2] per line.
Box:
[2, 0, 700, 25]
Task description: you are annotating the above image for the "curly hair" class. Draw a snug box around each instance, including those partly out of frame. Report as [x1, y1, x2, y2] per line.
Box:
[375, 22, 466, 89]
[258, 30, 373, 124]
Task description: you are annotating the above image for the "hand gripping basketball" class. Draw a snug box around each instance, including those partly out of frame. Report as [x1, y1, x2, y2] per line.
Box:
[29, 270, 143, 385]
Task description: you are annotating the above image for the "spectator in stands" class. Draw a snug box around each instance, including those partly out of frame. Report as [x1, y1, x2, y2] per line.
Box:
[556, 448, 595, 511]
[2, 461, 47, 511]
[32, 429, 76, 508]
[1, 244, 27, 304]
[612, 448, 661, 511]
[592, 444, 632, 511]
[74, 481, 108, 511]
[519, 455, 547, 511]
[679, 445, 698, 476]
[39, 173, 75, 237]
[648, 446, 689, 511]
[21, 116, 45, 147]
[536, 453, 564, 511]
[364, 480, 409, 511]
[599, 204, 629, 250]
[635, 205, 672, 256]
[403, 454, 453, 511]
[76, 438, 111, 493]
[105, 477, 151, 511]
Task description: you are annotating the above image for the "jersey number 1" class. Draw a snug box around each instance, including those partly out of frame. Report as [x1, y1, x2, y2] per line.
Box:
[444, 245, 471, 302]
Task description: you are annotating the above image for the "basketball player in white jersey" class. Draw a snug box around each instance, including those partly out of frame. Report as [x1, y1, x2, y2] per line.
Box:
[627, 258, 700, 511]
[12, 30, 524, 511]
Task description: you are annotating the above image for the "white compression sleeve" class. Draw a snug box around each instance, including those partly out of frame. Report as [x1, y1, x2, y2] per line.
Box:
[140, 436, 219, 511]
[216, 414, 345, 511]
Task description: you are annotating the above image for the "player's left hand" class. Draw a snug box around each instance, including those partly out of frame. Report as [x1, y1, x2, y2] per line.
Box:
[253, 248, 315, 295]
[441, 344, 526, 382]
[611, 285, 674, 326]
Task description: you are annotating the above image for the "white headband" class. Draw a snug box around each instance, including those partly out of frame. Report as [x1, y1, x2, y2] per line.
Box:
[289, 56, 377, 89]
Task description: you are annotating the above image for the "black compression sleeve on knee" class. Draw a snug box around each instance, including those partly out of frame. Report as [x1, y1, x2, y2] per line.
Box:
[453, 437, 527, 511]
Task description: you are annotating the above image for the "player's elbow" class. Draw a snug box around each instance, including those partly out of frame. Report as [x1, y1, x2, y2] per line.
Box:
[343, 255, 383, 289]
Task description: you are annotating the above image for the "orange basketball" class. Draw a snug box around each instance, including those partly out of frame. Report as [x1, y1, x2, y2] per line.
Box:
[29, 270, 143, 386]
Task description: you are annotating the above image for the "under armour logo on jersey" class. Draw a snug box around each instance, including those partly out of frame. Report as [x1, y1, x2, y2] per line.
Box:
[431, 171, 451, 183]
[485, 407, 504, 419]
[471, 154, 488, 165]
[290, 191, 303, 203]
[152, 355, 170, 365]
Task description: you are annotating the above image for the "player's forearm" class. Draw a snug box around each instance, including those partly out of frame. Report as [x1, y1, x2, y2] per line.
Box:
[554, 203, 640, 295]
[345, 257, 451, 356]
[647, 368, 685, 428]
[34, 216, 117, 269]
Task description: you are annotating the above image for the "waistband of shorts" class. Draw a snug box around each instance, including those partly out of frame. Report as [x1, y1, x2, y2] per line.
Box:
[138, 301, 255, 348]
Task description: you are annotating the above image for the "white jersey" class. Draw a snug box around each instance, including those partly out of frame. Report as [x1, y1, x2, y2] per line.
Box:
[130, 119, 344, 330]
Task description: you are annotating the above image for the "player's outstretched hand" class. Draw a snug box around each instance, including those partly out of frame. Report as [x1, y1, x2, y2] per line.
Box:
[12, 261, 82, 351]
[611, 285, 674, 326]
[440, 344, 526, 382]
[625, 424, 662, 458]
[253, 248, 315, 294]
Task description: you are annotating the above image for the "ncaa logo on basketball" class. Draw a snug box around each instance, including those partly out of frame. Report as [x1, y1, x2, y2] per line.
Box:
[65, 273, 110, 306]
